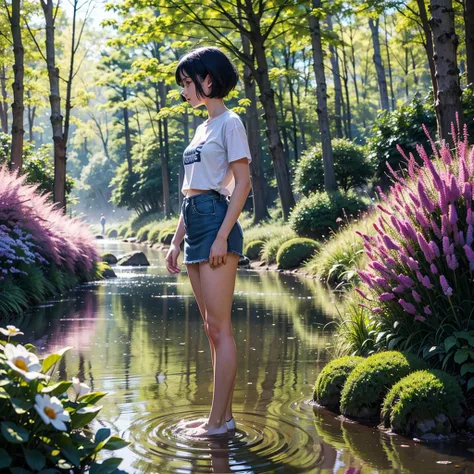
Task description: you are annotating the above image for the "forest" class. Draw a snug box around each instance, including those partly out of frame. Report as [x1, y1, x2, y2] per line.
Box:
[0, 0, 471, 225]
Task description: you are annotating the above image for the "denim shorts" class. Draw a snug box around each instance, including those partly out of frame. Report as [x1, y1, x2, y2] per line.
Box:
[181, 190, 244, 265]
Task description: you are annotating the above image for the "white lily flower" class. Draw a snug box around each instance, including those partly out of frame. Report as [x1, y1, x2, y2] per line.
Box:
[4, 343, 42, 381]
[72, 376, 90, 397]
[34, 394, 70, 431]
[0, 325, 24, 337]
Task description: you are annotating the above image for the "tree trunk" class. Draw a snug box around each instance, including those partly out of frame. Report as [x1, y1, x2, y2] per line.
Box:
[429, 0, 463, 143]
[252, 40, 295, 219]
[339, 32, 352, 139]
[27, 90, 36, 142]
[411, 50, 419, 86]
[328, 17, 343, 138]
[464, 0, 474, 85]
[384, 15, 396, 110]
[308, 0, 337, 192]
[368, 17, 390, 111]
[284, 46, 300, 162]
[122, 86, 133, 173]
[348, 21, 360, 105]
[41, 0, 67, 211]
[416, 0, 438, 98]
[0, 62, 8, 133]
[10, 0, 24, 173]
[159, 80, 171, 218]
[240, 26, 269, 224]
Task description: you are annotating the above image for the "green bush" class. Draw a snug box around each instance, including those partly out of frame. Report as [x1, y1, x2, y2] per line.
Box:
[159, 228, 175, 245]
[290, 191, 368, 239]
[295, 139, 374, 196]
[260, 229, 298, 264]
[0, 327, 128, 471]
[101, 253, 118, 264]
[118, 223, 131, 238]
[381, 370, 465, 437]
[137, 222, 155, 243]
[340, 351, 426, 420]
[276, 238, 320, 269]
[107, 228, 118, 239]
[244, 240, 265, 260]
[313, 356, 364, 410]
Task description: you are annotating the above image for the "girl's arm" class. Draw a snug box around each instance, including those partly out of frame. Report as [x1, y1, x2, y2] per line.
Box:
[171, 212, 185, 247]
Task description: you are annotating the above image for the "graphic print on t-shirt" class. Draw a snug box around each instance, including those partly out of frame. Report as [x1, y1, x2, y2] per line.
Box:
[183, 140, 205, 165]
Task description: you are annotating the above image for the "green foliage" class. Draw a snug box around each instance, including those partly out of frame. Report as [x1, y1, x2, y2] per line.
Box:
[340, 351, 426, 420]
[425, 331, 474, 392]
[0, 278, 28, 316]
[313, 356, 364, 410]
[159, 228, 175, 245]
[276, 238, 320, 269]
[136, 223, 155, 243]
[243, 223, 289, 247]
[295, 139, 374, 195]
[0, 330, 128, 471]
[118, 223, 131, 238]
[290, 191, 368, 239]
[260, 228, 298, 264]
[381, 370, 465, 436]
[244, 240, 265, 260]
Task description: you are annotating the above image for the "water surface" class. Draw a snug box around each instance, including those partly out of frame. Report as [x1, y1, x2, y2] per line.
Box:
[12, 240, 474, 473]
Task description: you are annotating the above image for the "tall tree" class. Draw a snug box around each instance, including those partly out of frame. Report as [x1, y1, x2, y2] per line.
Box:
[368, 17, 390, 110]
[429, 0, 463, 143]
[327, 16, 343, 138]
[5, 0, 24, 172]
[464, 0, 474, 85]
[308, 0, 337, 191]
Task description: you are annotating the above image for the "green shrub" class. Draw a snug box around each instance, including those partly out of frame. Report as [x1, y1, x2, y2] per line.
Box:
[243, 223, 288, 247]
[118, 223, 131, 238]
[159, 228, 175, 245]
[276, 238, 320, 269]
[313, 356, 364, 410]
[101, 252, 118, 264]
[0, 326, 128, 470]
[295, 139, 374, 196]
[290, 191, 368, 239]
[137, 222, 155, 243]
[381, 370, 465, 437]
[244, 240, 265, 260]
[340, 351, 426, 420]
[0, 278, 28, 315]
[107, 228, 118, 239]
[260, 229, 298, 264]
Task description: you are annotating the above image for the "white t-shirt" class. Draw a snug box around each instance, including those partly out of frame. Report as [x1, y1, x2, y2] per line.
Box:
[181, 109, 252, 197]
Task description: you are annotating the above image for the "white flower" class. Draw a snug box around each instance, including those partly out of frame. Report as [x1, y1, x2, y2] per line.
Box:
[72, 377, 90, 397]
[4, 344, 42, 381]
[0, 325, 24, 337]
[34, 394, 70, 431]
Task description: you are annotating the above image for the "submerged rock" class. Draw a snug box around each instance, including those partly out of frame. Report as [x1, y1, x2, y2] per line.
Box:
[102, 253, 118, 264]
[102, 265, 117, 279]
[238, 256, 250, 267]
[108, 229, 118, 238]
[117, 251, 150, 266]
[95, 234, 104, 239]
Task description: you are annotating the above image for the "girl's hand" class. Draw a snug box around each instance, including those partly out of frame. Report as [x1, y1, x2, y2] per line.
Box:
[209, 235, 228, 268]
[165, 243, 181, 273]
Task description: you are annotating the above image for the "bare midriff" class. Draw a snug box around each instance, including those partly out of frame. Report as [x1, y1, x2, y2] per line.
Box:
[183, 188, 213, 197]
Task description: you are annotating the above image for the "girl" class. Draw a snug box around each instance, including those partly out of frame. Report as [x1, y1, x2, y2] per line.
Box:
[165, 46, 252, 438]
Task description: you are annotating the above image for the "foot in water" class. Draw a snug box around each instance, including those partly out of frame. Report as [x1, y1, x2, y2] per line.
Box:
[186, 416, 235, 430]
[187, 422, 228, 438]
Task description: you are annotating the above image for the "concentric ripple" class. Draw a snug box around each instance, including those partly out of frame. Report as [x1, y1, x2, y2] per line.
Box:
[123, 408, 321, 472]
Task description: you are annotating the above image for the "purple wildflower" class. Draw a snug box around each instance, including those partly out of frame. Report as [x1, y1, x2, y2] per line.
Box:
[355, 288, 371, 301]
[463, 245, 474, 264]
[415, 210, 430, 230]
[446, 254, 459, 271]
[429, 241, 440, 258]
[424, 306, 432, 315]
[398, 274, 415, 287]
[383, 234, 401, 251]
[417, 232, 435, 262]
[379, 292, 395, 301]
[372, 307, 383, 313]
[418, 181, 435, 212]
[430, 263, 438, 274]
[449, 203, 458, 226]
[430, 219, 442, 239]
[415, 315, 426, 322]
[398, 298, 417, 315]
[439, 275, 453, 296]
[412, 290, 422, 303]
[406, 257, 420, 271]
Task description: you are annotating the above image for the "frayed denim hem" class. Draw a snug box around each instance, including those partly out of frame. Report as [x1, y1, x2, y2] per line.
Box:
[184, 250, 244, 265]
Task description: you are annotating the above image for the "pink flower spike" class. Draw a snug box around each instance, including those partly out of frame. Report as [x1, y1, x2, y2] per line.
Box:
[406, 257, 420, 271]
[383, 234, 400, 251]
[355, 288, 372, 301]
[464, 245, 474, 264]
[379, 292, 395, 301]
[398, 298, 417, 315]
[430, 263, 438, 274]
[439, 275, 453, 297]
[449, 203, 458, 226]
[412, 290, 422, 303]
[372, 307, 383, 313]
[424, 306, 432, 315]
[428, 241, 440, 258]
[430, 219, 442, 239]
[414, 315, 426, 322]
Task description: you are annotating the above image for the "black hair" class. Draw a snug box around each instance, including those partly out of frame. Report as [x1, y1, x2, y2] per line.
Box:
[175, 47, 238, 102]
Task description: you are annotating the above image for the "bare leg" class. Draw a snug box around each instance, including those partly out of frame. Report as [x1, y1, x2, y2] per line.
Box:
[186, 261, 234, 429]
[188, 253, 239, 437]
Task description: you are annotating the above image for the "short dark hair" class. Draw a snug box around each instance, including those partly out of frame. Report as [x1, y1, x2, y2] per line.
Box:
[175, 47, 238, 102]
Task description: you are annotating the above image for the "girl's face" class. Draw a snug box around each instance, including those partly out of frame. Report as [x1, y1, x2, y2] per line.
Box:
[180, 73, 211, 108]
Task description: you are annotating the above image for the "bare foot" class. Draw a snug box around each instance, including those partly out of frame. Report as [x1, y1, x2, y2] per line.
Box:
[187, 423, 228, 438]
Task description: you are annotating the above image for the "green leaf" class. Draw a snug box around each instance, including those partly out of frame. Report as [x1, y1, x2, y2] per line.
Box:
[25, 449, 46, 471]
[61, 445, 81, 467]
[70, 405, 102, 429]
[454, 349, 469, 364]
[42, 381, 72, 397]
[10, 398, 33, 415]
[24, 343, 36, 353]
[454, 331, 470, 341]
[37, 470, 60, 474]
[444, 336, 458, 353]
[102, 436, 129, 451]
[0, 448, 12, 468]
[1, 421, 29, 443]
[10, 468, 33, 474]
[461, 364, 474, 376]
[468, 377, 474, 391]
[95, 428, 111, 443]
[42, 347, 73, 374]
[89, 458, 122, 474]
[77, 391, 107, 405]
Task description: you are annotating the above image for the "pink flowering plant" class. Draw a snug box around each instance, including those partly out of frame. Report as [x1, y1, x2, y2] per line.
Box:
[0, 326, 128, 471]
[354, 122, 474, 379]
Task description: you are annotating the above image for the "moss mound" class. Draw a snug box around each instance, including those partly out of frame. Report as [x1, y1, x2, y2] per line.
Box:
[244, 240, 265, 260]
[276, 238, 320, 269]
[101, 253, 117, 264]
[314, 356, 364, 410]
[159, 228, 175, 245]
[107, 229, 118, 239]
[381, 369, 465, 437]
[340, 351, 426, 421]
